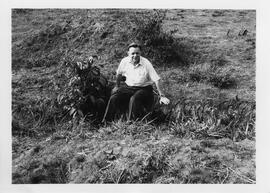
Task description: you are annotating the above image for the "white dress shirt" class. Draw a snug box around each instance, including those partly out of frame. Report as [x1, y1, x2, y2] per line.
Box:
[116, 56, 160, 87]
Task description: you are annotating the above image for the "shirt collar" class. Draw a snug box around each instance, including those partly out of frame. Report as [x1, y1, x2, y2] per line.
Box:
[129, 57, 141, 68]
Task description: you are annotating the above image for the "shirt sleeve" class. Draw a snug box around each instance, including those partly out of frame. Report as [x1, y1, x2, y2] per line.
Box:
[145, 59, 160, 82]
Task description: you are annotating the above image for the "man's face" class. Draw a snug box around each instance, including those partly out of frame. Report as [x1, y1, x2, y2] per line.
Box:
[128, 47, 141, 65]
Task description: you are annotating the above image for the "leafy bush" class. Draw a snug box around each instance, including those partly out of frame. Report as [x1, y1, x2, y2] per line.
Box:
[57, 56, 112, 121]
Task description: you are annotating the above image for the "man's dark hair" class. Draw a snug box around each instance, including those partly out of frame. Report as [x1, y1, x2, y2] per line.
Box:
[128, 42, 142, 50]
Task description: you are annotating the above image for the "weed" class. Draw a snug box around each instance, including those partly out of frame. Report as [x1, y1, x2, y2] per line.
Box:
[208, 73, 237, 89]
[168, 98, 255, 141]
[187, 63, 238, 89]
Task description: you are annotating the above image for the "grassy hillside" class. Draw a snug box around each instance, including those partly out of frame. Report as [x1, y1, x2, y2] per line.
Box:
[12, 9, 255, 184]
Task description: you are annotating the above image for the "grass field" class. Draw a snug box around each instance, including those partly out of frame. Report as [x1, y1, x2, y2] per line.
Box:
[12, 9, 255, 184]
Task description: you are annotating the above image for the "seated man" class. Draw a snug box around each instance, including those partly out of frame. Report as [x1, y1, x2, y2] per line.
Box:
[102, 42, 170, 122]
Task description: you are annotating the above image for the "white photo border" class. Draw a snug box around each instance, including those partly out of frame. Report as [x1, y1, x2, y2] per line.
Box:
[1, 0, 270, 192]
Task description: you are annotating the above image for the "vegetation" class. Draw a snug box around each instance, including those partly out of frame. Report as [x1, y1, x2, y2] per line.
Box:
[57, 55, 112, 122]
[12, 9, 255, 184]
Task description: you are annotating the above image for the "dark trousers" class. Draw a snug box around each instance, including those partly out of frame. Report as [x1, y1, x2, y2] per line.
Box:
[102, 85, 154, 122]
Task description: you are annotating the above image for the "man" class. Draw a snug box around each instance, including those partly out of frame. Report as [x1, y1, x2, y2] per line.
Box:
[102, 42, 170, 122]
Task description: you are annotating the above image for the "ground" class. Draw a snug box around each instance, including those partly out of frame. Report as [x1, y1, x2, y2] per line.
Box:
[12, 9, 255, 184]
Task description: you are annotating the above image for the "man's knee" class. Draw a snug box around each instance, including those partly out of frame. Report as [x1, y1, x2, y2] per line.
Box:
[129, 94, 141, 106]
[130, 90, 153, 105]
[108, 94, 119, 104]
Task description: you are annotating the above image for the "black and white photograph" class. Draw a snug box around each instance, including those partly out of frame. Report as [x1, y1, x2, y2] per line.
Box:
[11, 8, 256, 184]
[1, 0, 270, 192]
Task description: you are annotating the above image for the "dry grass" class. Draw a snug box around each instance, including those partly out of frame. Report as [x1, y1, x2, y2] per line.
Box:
[12, 123, 255, 183]
[168, 97, 255, 141]
[12, 9, 255, 184]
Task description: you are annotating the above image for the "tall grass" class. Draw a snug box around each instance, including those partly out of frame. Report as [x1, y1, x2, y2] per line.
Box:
[188, 62, 238, 89]
[168, 97, 255, 141]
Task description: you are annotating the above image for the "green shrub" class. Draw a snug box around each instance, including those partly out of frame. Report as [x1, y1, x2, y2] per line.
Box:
[57, 56, 112, 122]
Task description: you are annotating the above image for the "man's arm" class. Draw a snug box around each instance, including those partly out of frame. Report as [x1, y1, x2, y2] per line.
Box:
[154, 80, 170, 105]
[154, 80, 165, 97]
[112, 59, 125, 94]
[145, 59, 164, 96]
[116, 74, 123, 88]
[111, 74, 121, 94]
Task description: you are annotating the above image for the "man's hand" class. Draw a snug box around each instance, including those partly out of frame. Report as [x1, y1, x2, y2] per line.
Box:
[159, 96, 170, 105]
[154, 80, 170, 105]
[111, 86, 119, 94]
